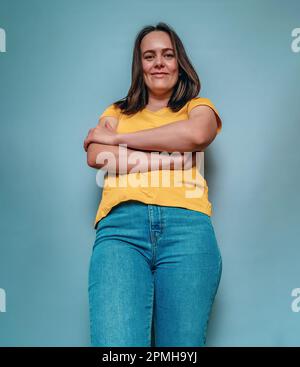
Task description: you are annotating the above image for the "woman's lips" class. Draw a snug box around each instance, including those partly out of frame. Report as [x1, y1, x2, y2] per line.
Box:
[152, 73, 168, 78]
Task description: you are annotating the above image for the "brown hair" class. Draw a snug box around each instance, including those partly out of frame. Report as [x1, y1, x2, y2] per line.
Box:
[112, 22, 201, 114]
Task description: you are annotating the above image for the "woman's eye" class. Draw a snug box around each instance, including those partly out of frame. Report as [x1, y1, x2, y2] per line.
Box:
[145, 54, 174, 60]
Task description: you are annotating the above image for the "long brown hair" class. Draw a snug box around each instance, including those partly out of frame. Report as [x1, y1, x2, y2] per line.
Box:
[112, 22, 201, 114]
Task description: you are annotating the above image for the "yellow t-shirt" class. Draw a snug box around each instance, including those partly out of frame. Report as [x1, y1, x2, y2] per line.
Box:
[93, 97, 222, 229]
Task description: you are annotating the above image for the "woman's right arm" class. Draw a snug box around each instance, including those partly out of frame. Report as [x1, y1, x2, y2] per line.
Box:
[87, 143, 196, 174]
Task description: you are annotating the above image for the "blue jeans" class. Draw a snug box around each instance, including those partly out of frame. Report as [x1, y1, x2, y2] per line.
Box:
[88, 200, 222, 347]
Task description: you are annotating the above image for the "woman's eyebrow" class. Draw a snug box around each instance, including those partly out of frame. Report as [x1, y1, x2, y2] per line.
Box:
[142, 48, 174, 55]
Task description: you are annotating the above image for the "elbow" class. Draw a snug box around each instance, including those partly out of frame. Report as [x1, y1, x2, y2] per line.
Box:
[191, 131, 217, 151]
[87, 143, 115, 169]
[189, 115, 219, 151]
[87, 156, 95, 167]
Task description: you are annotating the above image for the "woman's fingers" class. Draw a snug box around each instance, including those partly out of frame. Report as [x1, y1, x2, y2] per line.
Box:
[84, 124, 113, 152]
[84, 137, 89, 152]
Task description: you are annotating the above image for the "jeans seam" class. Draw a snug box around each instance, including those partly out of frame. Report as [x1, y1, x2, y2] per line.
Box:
[148, 206, 157, 269]
[148, 279, 155, 346]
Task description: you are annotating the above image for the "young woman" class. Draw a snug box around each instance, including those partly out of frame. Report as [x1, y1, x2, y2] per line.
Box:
[84, 22, 223, 347]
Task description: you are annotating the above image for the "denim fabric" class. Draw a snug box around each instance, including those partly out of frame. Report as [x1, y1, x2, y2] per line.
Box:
[88, 200, 222, 347]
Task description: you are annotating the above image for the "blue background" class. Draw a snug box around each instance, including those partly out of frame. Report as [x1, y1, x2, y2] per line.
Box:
[0, 0, 300, 346]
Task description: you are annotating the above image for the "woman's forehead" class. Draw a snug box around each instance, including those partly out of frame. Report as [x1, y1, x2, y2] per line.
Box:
[141, 31, 173, 51]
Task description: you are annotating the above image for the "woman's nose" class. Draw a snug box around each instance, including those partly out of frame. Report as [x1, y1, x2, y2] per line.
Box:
[154, 56, 164, 67]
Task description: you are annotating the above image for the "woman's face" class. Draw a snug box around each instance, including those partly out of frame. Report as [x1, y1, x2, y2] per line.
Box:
[140, 31, 179, 96]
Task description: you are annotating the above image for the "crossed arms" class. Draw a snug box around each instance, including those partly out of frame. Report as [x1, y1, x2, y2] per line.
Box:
[85, 105, 219, 175]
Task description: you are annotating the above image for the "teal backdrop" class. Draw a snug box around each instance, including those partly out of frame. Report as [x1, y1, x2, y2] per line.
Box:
[0, 0, 300, 346]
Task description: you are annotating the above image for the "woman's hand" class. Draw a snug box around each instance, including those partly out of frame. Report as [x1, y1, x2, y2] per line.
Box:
[84, 122, 118, 152]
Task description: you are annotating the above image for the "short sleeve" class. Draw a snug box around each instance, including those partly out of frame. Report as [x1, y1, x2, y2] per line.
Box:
[99, 103, 121, 120]
[187, 97, 222, 134]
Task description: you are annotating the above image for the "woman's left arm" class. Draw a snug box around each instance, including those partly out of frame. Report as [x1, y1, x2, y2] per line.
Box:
[116, 105, 219, 153]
